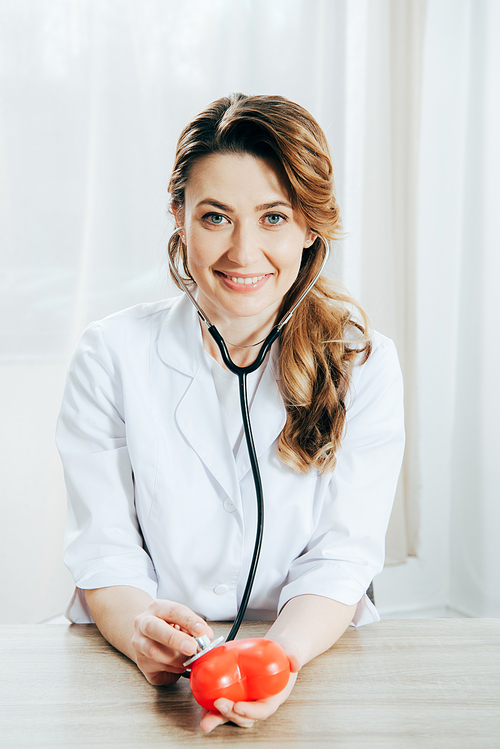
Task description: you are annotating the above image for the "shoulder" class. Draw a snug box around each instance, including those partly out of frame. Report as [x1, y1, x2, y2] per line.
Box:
[79, 297, 180, 345]
[69, 297, 182, 370]
[87, 297, 180, 332]
[346, 329, 403, 413]
[367, 329, 399, 364]
[349, 327, 400, 374]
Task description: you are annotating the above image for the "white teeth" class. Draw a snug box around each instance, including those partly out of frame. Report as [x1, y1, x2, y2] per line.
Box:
[229, 275, 265, 285]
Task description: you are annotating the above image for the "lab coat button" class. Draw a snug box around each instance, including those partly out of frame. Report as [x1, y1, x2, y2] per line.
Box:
[213, 584, 229, 595]
[223, 499, 236, 513]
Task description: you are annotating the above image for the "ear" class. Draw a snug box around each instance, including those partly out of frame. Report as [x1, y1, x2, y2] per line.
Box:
[303, 230, 317, 249]
[171, 201, 184, 229]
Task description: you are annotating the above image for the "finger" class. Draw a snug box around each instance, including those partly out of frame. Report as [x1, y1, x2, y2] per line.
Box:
[146, 670, 182, 687]
[133, 633, 188, 668]
[232, 698, 277, 721]
[149, 600, 213, 639]
[213, 699, 255, 729]
[200, 710, 228, 733]
[213, 699, 234, 715]
[230, 671, 298, 721]
[206, 712, 254, 731]
[138, 616, 200, 658]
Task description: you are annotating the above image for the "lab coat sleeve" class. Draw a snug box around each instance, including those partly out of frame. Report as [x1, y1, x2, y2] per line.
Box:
[277, 335, 405, 625]
[56, 322, 158, 622]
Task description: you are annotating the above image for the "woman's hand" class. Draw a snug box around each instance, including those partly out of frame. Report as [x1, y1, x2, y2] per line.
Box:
[199, 640, 302, 732]
[131, 599, 214, 686]
[197, 591, 357, 733]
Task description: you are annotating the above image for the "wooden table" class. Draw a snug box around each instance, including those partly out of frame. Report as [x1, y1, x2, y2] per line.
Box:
[1, 619, 499, 748]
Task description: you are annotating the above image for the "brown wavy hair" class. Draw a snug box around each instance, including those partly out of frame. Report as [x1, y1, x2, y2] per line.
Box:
[168, 93, 371, 474]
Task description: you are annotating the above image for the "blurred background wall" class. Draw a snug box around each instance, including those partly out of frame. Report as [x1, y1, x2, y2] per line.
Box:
[0, 0, 498, 623]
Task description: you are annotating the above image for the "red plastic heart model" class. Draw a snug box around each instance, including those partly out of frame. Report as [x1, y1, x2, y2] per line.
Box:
[189, 638, 290, 711]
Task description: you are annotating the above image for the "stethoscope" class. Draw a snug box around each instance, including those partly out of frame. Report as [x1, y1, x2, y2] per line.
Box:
[167, 226, 330, 667]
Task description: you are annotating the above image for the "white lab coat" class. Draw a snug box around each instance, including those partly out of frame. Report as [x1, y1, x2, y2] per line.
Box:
[56, 294, 405, 626]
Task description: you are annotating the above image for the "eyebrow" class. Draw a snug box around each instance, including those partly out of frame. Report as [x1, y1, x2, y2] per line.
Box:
[255, 200, 293, 211]
[196, 199, 293, 212]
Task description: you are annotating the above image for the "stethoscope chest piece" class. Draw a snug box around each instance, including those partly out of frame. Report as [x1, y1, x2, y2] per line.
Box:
[183, 635, 225, 668]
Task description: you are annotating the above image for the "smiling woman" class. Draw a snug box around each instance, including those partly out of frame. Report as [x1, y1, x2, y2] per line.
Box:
[172, 152, 316, 357]
[56, 93, 405, 733]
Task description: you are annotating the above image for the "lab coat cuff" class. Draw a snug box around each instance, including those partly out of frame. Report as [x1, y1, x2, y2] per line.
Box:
[65, 576, 158, 624]
[65, 588, 95, 624]
[278, 567, 380, 627]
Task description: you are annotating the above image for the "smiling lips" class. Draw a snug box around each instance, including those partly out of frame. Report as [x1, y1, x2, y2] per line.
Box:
[226, 273, 266, 285]
[216, 271, 271, 291]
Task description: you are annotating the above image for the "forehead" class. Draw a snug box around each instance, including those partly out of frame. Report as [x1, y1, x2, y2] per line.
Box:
[184, 152, 291, 204]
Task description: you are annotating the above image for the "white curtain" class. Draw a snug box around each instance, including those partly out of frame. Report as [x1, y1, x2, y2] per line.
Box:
[376, 0, 500, 617]
[1, 0, 498, 623]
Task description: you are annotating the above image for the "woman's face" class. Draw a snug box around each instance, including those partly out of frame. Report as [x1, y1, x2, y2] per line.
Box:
[174, 152, 316, 331]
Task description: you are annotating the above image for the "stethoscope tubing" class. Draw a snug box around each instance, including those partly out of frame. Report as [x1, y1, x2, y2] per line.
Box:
[225, 370, 264, 641]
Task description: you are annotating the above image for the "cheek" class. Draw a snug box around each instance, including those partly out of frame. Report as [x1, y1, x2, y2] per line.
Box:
[186, 242, 215, 274]
[279, 246, 303, 280]
[185, 228, 224, 271]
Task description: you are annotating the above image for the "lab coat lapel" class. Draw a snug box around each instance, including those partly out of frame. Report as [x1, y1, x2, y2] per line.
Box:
[158, 295, 241, 505]
[235, 344, 287, 481]
[176, 362, 242, 504]
[157, 294, 203, 378]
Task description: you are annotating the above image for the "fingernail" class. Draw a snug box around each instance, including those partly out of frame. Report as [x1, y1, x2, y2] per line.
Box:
[181, 640, 194, 655]
[235, 707, 246, 716]
[193, 622, 203, 633]
[219, 705, 228, 714]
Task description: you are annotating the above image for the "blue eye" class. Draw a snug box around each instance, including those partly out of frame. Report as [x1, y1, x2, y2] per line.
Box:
[202, 212, 228, 225]
[266, 214, 285, 225]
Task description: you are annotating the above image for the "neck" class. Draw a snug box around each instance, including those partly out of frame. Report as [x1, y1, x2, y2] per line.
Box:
[195, 287, 283, 367]
[200, 316, 277, 369]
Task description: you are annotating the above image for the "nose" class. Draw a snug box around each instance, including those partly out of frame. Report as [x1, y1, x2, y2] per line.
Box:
[226, 223, 262, 268]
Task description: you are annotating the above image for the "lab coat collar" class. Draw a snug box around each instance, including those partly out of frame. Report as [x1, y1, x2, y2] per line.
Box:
[157, 293, 287, 497]
[157, 293, 205, 376]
